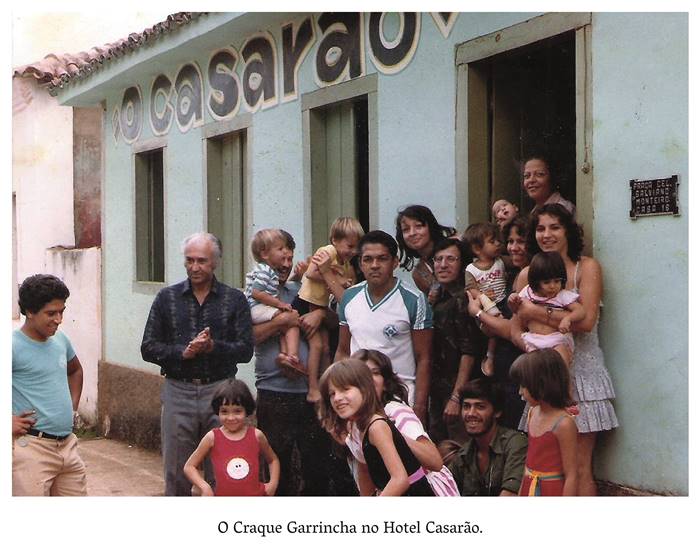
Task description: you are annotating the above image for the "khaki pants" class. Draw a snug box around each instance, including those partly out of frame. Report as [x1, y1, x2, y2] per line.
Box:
[12, 433, 87, 496]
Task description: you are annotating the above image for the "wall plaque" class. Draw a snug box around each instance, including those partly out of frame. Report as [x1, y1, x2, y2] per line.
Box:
[629, 175, 679, 219]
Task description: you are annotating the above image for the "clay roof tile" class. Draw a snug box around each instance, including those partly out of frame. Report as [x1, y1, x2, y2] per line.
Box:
[12, 12, 204, 95]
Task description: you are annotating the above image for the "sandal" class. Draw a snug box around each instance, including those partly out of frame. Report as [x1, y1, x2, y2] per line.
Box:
[277, 353, 308, 378]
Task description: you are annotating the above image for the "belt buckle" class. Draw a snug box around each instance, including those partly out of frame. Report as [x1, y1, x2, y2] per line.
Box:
[192, 378, 203, 385]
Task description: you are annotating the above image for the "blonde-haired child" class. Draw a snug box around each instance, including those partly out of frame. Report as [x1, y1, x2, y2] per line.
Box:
[244, 229, 305, 377]
[293, 216, 364, 402]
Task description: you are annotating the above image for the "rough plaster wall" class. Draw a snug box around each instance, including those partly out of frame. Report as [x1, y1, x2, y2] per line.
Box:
[12, 78, 76, 280]
[44, 247, 102, 425]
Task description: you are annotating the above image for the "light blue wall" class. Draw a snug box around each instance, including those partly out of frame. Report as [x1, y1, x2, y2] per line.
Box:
[84, 12, 687, 493]
[589, 12, 687, 493]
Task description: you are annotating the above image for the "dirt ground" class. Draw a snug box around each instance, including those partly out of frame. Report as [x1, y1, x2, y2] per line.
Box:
[78, 437, 164, 496]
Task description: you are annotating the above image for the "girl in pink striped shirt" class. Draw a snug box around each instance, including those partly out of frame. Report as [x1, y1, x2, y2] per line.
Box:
[347, 349, 459, 496]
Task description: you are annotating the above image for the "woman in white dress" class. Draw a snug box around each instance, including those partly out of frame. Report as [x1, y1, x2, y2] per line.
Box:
[511, 203, 618, 496]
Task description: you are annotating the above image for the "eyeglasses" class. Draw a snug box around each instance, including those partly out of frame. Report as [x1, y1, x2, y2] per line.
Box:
[433, 255, 459, 265]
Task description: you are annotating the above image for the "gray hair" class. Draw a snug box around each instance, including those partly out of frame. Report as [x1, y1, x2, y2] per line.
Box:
[181, 232, 222, 261]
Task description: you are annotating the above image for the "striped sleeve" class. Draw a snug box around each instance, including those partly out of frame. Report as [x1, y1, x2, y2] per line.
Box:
[384, 401, 428, 440]
[251, 264, 279, 295]
[337, 283, 364, 326]
[398, 283, 432, 330]
[426, 466, 460, 497]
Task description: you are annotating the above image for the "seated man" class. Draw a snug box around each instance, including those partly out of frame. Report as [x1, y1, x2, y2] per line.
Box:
[12, 274, 87, 496]
[448, 379, 527, 496]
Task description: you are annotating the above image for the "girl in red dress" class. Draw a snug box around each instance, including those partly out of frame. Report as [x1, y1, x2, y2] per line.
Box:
[510, 349, 578, 496]
[184, 379, 280, 496]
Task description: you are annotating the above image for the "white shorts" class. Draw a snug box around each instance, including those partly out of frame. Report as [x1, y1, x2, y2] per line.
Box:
[521, 331, 574, 353]
[251, 304, 281, 324]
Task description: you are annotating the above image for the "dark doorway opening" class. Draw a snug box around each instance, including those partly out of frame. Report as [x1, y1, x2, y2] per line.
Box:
[476, 31, 576, 216]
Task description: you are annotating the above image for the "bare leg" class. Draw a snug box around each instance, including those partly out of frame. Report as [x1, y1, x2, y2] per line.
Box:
[577, 431, 598, 496]
[481, 337, 497, 376]
[279, 334, 288, 356]
[274, 313, 306, 378]
[284, 325, 301, 359]
[306, 331, 323, 403]
[319, 326, 331, 374]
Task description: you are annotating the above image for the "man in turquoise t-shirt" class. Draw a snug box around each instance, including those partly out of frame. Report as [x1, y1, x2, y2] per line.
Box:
[12, 274, 86, 496]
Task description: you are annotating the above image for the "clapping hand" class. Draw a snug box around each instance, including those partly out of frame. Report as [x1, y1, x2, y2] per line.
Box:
[183, 327, 214, 359]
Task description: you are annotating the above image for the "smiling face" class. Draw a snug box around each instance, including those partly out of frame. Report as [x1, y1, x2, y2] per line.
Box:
[492, 200, 519, 229]
[535, 214, 568, 256]
[523, 158, 553, 205]
[24, 299, 66, 341]
[400, 216, 432, 256]
[261, 239, 290, 272]
[218, 403, 247, 434]
[506, 226, 528, 269]
[433, 244, 462, 285]
[333, 236, 359, 264]
[329, 383, 364, 421]
[461, 397, 500, 437]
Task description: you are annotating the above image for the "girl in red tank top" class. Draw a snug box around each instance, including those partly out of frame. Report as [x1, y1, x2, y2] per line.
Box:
[509, 349, 578, 496]
[184, 379, 280, 496]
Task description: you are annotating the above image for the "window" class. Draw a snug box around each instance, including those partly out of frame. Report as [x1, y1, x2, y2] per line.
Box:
[134, 148, 165, 282]
[302, 75, 377, 251]
[205, 129, 247, 288]
[456, 13, 592, 247]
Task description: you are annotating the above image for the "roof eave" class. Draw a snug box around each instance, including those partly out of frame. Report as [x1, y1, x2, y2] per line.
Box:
[53, 12, 243, 106]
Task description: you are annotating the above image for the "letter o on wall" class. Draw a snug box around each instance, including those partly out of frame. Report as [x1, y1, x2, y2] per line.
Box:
[120, 86, 143, 144]
[368, 12, 420, 75]
[150, 74, 174, 136]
